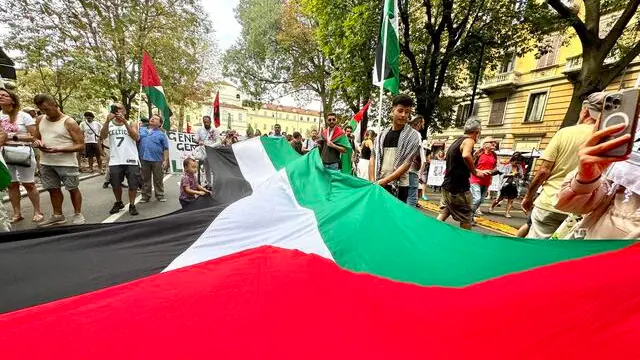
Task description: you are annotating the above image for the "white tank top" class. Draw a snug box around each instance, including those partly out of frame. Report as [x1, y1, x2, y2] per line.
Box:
[108, 121, 139, 166]
[38, 115, 78, 167]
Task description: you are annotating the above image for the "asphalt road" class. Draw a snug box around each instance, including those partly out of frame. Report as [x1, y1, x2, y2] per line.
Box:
[423, 189, 528, 230]
[7, 174, 508, 237]
[8, 173, 182, 231]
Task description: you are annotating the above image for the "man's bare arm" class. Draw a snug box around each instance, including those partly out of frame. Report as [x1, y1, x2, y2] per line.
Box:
[522, 159, 555, 212]
[60, 119, 85, 153]
[462, 139, 481, 176]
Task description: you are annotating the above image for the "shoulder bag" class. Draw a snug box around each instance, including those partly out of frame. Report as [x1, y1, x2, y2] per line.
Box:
[2, 145, 32, 167]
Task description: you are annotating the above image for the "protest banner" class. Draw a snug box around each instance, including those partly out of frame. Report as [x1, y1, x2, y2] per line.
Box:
[167, 131, 199, 172]
[427, 160, 446, 186]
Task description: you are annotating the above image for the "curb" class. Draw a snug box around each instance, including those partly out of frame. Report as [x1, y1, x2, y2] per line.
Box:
[2, 173, 103, 204]
[417, 199, 518, 237]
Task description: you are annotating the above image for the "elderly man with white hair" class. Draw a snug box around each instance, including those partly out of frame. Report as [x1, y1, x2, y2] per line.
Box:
[437, 117, 492, 229]
[470, 136, 498, 218]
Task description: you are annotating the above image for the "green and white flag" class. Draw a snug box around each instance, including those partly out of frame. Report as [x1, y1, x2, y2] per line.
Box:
[373, 0, 400, 94]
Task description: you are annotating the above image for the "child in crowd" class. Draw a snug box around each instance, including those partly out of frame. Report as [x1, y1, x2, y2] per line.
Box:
[179, 158, 211, 209]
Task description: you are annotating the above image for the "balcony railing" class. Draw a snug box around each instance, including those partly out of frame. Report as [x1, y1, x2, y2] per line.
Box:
[480, 71, 521, 91]
[564, 54, 618, 73]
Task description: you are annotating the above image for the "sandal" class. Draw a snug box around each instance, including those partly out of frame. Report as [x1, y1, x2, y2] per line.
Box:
[10, 215, 24, 224]
[32, 213, 44, 223]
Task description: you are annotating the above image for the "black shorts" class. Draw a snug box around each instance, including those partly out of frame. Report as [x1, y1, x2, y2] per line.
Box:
[500, 184, 518, 200]
[84, 143, 100, 157]
[109, 165, 140, 189]
[383, 185, 410, 203]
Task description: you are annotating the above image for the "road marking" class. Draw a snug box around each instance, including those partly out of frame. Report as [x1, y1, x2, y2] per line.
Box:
[418, 199, 518, 237]
[101, 174, 174, 224]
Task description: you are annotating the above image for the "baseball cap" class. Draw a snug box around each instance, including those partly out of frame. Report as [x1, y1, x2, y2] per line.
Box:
[582, 92, 606, 120]
[480, 136, 495, 145]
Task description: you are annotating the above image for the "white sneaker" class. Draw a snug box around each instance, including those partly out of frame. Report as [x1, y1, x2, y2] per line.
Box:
[72, 213, 86, 225]
[476, 209, 484, 216]
[158, 198, 167, 202]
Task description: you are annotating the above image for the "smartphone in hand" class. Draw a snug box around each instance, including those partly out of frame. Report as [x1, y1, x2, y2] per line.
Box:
[597, 89, 640, 157]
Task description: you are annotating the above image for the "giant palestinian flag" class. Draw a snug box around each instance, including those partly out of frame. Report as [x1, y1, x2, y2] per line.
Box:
[141, 52, 172, 130]
[373, 0, 400, 94]
[1, 138, 640, 359]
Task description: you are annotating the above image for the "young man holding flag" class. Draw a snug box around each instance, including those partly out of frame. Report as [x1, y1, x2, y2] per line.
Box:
[319, 113, 347, 171]
[369, 94, 421, 203]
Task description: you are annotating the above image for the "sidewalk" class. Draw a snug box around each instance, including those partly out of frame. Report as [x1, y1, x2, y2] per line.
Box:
[2, 172, 103, 203]
[421, 189, 528, 236]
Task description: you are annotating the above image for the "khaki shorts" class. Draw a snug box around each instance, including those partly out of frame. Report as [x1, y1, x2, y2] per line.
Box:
[526, 206, 568, 239]
[40, 165, 80, 190]
[440, 190, 473, 225]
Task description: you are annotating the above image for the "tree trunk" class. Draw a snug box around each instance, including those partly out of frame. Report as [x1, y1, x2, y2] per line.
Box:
[414, 91, 429, 139]
[177, 105, 185, 131]
[121, 89, 132, 120]
[561, 55, 603, 128]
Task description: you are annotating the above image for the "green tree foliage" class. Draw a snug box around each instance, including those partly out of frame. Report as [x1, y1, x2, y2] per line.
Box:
[223, 0, 336, 115]
[394, 0, 552, 133]
[2, 0, 215, 121]
[547, 0, 640, 127]
[300, 0, 379, 114]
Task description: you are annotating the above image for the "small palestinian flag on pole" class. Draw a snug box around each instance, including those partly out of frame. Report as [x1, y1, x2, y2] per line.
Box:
[141, 52, 172, 130]
[212, 91, 221, 128]
[349, 100, 371, 146]
[373, 0, 400, 94]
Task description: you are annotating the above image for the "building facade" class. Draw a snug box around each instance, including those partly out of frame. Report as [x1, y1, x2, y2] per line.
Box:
[429, 8, 640, 164]
[180, 82, 322, 136]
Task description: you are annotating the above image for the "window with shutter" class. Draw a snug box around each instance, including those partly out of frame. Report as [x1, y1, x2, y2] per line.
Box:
[536, 35, 561, 69]
[500, 53, 515, 73]
[455, 103, 473, 128]
[524, 92, 548, 122]
[489, 98, 507, 125]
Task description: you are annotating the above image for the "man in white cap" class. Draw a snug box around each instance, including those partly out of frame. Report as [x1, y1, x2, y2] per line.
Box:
[470, 136, 497, 218]
[522, 91, 605, 238]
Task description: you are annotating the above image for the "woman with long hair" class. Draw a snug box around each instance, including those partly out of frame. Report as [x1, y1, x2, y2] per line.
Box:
[356, 130, 375, 180]
[0, 88, 43, 223]
[488, 153, 524, 218]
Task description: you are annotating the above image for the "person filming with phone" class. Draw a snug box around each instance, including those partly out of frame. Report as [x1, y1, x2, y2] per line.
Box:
[555, 89, 640, 239]
[100, 103, 141, 216]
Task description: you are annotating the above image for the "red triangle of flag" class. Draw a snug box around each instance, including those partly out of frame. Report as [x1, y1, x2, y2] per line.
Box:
[141, 52, 162, 87]
[353, 100, 371, 123]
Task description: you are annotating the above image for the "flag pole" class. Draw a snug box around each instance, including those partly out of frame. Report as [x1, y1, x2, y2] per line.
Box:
[376, 2, 390, 135]
[137, 84, 143, 129]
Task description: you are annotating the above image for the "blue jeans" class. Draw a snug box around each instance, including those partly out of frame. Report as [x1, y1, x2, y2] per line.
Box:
[407, 172, 419, 207]
[470, 183, 488, 213]
[324, 162, 340, 171]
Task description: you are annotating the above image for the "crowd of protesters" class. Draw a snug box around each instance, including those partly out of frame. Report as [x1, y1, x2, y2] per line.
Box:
[1, 87, 638, 239]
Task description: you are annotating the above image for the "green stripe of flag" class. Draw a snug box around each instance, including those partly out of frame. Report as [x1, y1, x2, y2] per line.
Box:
[282, 150, 633, 287]
[144, 86, 172, 131]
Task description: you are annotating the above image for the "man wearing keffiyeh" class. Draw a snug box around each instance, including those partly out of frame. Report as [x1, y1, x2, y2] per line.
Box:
[368, 94, 421, 203]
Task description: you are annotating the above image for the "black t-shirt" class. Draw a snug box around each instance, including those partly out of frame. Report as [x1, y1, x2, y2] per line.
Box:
[320, 134, 341, 164]
[441, 136, 471, 194]
[383, 129, 402, 148]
